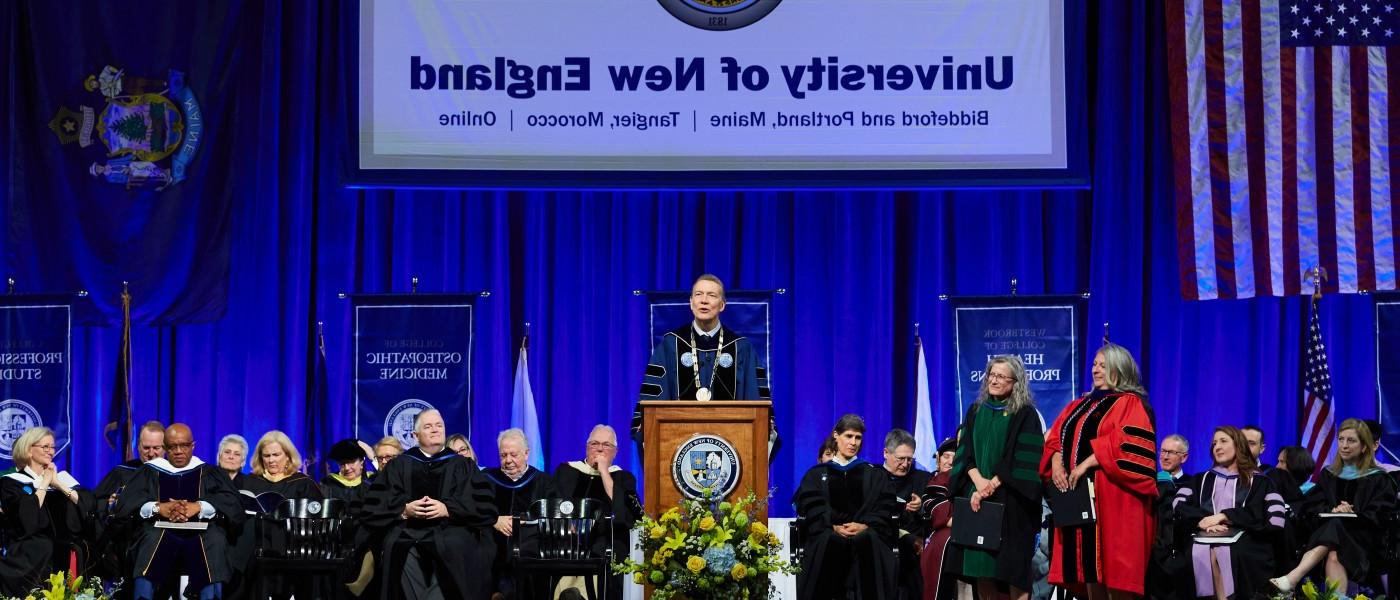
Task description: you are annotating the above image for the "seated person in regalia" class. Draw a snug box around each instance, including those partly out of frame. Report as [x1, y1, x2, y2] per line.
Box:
[360, 409, 498, 600]
[0, 427, 95, 596]
[793, 414, 899, 600]
[113, 423, 245, 600]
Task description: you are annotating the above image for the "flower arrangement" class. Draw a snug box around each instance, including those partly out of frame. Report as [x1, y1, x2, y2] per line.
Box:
[1272, 578, 1383, 600]
[0, 572, 108, 600]
[613, 490, 798, 600]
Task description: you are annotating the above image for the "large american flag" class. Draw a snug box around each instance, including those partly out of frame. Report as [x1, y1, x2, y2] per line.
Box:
[1167, 0, 1399, 299]
[1301, 291, 1336, 472]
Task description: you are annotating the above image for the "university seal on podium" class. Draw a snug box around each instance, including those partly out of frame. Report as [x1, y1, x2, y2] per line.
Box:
[656, 0, 783, 31]
[671, 434, 741, 499]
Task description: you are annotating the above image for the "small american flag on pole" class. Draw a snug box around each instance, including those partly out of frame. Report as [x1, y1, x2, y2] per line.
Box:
[1167, 0, 1399, 300]
[1301, 275, 1336, 473]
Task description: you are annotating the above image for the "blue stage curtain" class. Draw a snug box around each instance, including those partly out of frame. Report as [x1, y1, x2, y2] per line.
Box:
[0, 2, 1382, 513]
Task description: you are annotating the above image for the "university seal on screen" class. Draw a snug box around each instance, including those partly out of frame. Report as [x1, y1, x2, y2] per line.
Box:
[656, 0, 782, 31]
[671, 434, 742, 499]
[46, 65, 203, 191]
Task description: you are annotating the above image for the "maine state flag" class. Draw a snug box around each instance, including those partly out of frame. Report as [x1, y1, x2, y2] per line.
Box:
[3, 1, 252, 323]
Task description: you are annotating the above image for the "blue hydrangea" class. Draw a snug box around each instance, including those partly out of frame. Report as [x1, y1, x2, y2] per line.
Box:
[703, 545, 737, 575]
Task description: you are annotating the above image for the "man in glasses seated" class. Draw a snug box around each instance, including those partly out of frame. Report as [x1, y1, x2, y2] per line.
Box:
[1147, 434, 1192, 600]
[115, 423, 245, 600]
[553, 425, 643, 600]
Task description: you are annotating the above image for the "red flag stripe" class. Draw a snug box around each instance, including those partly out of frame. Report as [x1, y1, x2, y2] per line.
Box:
[1282, 45, 1302, 296]
[1243, 0, 1273, 296]
[1352, 49, 1377, 292]
[1205, 0, 1238, 297]
[1170, 0, 1202, 301]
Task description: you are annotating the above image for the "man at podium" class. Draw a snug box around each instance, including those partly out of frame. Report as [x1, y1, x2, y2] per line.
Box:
[632, 274, 770, 442]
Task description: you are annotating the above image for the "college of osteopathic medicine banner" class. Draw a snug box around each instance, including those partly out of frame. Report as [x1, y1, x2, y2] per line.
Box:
[0, 300, 71, 460]
[354, 298, 474, 449]
[359, 0, 1068, 171]
[950, 297, 1085, 427]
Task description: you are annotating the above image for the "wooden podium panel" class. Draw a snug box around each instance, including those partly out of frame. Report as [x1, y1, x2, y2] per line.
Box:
[639, 400, 771, 521]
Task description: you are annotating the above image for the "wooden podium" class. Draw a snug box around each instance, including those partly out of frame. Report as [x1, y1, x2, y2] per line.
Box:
[638, 400, 771, 521]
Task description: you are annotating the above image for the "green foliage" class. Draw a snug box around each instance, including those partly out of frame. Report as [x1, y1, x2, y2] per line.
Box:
[613, 489, 800, 600]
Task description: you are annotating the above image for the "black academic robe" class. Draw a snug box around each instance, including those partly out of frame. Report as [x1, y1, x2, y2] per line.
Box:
[482, 467, 557, 593]
[1299, 468, 1398, 585]
[1148, 471, 1191, 600]
[93, 459, 144, 520]
[632, 323, 775, 445]
[1170, 470, 1284, 600]
[0, 471, 96, 596]
[241, 471, 324, 501]
[360, 446, 498, 600]
[113, 459, 245, 590]
[552, 462, 643, 599]
[1260, 466, 1307, 578]
[947, 403, 1045, 591]
[320, 473, 371, 505]
[886, 466, 932, 600]
[793, 460, 899, 600]
[90, 460, 147, 589]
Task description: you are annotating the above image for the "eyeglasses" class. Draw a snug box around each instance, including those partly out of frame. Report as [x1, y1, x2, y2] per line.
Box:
[986, 372, 1016, 383]
[1160, 449, 1186, 457]
[32, 444, 54, 451]
[587, 441, 616, 449]
[165, 443, 194, 451]
[890, 456, 914, 464]
[376, 455, 396, 462]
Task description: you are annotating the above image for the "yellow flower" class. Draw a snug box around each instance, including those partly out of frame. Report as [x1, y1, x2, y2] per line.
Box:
[731, 563, 748, 580]
[698, 516, 716, 531]
[660, 508, 681, 523]
[687, 555, 706, 574]
[649, 525, 667, 540]
[768, 533, 780, 546]
[1300, 580, 1319, 600]
[633, 572, 646, 585]
[750, 521, 768, 536]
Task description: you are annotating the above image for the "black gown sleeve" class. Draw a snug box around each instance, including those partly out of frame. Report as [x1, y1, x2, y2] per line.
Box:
[442, 461, 498, 528]
[997, 408, 1047, 504]
[1222, 476, 1285, 534]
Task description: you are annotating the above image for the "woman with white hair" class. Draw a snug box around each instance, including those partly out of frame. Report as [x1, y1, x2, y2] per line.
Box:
[1041, 343, 1159, 600]
[0, 427, 94, 596]
[217, 433, 248, 487]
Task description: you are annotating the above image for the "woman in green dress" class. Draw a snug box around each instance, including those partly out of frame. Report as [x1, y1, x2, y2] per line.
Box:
[949, 355, 1045, 600]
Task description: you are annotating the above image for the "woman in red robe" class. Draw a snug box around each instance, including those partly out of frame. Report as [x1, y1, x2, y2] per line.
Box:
[1041, 343, 1158, 600]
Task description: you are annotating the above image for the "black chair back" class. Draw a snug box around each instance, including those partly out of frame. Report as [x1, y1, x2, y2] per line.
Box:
[522, 498, 604, 560]
[258, 497, 350, 560]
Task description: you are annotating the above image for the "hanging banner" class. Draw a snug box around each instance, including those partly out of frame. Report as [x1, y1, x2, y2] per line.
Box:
[646, 290, 774, 376]
[1376, 295, 1400, 460]
[353, 295, 475, 449]
[0, 297, 72, 460]
[949, 296, 1086, 426]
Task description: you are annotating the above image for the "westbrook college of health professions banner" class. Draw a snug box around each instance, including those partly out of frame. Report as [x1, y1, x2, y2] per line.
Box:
[0, 297, 72, 460]
[1377, 295, 1400, 459]
[353, 295, 474, 449]
[950, 296, 1087, 426]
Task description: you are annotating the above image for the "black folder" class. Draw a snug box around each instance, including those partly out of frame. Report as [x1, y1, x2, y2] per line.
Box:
[1046, 479, 1096, 527]
[951, 496, 1003, 550]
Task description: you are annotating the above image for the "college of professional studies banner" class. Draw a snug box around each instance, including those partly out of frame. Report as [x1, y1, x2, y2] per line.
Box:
[359, 0, 1069, 171]
[1377, 297, 1400, 460]
[353, 298, 474, 450]
[950, 297, 1086, 428]
[0, 300, 72, 460]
